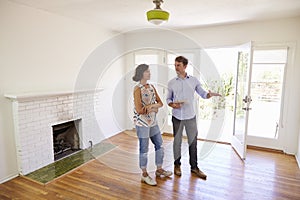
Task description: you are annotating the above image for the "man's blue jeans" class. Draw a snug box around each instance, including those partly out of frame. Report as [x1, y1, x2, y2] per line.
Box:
[136, 125, 164, 169]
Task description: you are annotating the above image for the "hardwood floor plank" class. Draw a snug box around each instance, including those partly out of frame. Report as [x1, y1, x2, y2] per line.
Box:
[0, 132, 299, 199]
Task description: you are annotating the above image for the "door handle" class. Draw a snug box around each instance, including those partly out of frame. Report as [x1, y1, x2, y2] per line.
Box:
[242, 107, 252, 111]
[243, 96, 252, 103]
[274, 122, 279, 138]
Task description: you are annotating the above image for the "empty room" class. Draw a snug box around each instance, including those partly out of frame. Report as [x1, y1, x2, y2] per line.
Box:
[1, 0, 300, 199]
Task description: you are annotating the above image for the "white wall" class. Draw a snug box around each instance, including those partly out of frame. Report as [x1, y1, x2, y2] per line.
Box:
[179, 17, 300, 154]
[0, 0, 114, 183]
[97, 56, 127, 138]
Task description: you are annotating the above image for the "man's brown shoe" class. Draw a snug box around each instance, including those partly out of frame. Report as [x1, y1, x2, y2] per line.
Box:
[191, 168, 207, 179]
[174, 165, 181, 176]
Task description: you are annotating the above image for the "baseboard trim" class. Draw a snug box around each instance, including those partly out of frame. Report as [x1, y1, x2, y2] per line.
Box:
[247, 145, 284, 154]
[0, 173, 19, 184]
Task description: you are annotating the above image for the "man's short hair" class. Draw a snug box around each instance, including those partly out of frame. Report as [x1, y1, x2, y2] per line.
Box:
[175, 56, 188, 66]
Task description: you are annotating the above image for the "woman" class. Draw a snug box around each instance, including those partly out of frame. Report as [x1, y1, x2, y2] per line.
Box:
[132, 64, 172, 186]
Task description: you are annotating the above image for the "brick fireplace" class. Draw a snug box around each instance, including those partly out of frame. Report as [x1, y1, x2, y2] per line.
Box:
[5, 89, 103, 175]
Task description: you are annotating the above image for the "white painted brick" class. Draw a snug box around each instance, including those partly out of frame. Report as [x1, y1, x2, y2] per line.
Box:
[45, 105, 56, 111]
[58, 96, 68, 101]
[62, 99, 72, 104]
[10, 90, 103, 174]
[33, 100, 44, 105]
[18, 123, 28, 130]
[18, 105, 26, 111]
[40, 110, 51, 116]
[20, 101, 34, 107]
[25, 104, 40, 110]
[18, 113, 26, 122]
[40, 102, 52, 107]
[68, 95, 74, 100]
[46, 97, 58, 102]
[56, 104, 64, 110]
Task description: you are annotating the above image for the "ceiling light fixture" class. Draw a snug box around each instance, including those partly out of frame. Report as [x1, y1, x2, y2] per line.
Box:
[146, 0, 169, 25]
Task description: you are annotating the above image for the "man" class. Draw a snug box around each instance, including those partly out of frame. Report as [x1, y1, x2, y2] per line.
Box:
[166, 56, 221, 179]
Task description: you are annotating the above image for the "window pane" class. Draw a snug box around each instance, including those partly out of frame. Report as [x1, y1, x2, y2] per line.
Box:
[135, 55, 158, 65]
[253, 49, 287, 63]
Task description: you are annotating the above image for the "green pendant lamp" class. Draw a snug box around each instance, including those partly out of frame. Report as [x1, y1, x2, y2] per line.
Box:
[146, 0, 169, 25]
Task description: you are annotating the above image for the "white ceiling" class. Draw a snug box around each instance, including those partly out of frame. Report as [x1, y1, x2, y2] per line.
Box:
[9, 0, 300, 32]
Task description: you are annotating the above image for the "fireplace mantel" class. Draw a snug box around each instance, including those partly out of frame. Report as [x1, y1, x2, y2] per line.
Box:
[5, 88, 103, 102]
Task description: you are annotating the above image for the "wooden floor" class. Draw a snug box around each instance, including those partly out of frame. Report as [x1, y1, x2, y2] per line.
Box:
[1, 131, 300, 200]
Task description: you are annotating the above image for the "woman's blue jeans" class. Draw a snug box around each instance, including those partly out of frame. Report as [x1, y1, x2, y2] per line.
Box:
[136, 125, 164, 170]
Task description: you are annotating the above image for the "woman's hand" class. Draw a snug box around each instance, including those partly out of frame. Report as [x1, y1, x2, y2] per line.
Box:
[150, 107, 158, 113]
[146, 105, 159, 113]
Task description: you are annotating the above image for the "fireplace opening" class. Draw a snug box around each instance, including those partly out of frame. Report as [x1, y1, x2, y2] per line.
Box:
[52, 120, 81, 161]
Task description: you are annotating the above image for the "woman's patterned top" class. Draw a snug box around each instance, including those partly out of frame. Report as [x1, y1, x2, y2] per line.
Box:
[133, 83, 162, 127]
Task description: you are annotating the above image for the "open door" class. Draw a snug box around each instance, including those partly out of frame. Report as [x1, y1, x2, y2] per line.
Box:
[232, 42, 253, 160]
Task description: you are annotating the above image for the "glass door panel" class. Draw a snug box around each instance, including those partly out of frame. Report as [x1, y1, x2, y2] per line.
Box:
[248, 64, 285, 138]
[232, 42, 253, 160]
[246, 48, 287, 149]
